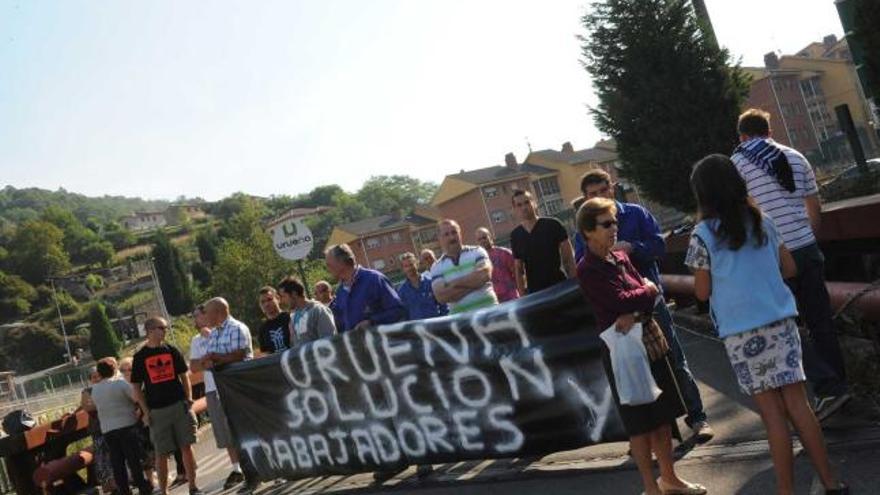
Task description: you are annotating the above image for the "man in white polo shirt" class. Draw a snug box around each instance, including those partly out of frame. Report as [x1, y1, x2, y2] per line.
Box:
[732, 108, 850, 421]
[430, 219, 498, 313]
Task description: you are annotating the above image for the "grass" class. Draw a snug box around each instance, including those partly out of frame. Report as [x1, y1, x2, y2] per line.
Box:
[116, 289, 154, 313]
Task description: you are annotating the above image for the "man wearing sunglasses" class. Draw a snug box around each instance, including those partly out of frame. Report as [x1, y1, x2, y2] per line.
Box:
[130, 317, 202, 495]
[577, 169, 714, 443]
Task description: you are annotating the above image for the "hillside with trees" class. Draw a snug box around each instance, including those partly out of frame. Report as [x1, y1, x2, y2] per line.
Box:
[0, 176, 436, 372]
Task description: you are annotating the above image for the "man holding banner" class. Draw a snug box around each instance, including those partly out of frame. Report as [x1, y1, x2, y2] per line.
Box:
[324, 243, 405, 332]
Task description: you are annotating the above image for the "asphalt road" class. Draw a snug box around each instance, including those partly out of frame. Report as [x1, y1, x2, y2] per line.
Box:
[168, 325, 880, 495]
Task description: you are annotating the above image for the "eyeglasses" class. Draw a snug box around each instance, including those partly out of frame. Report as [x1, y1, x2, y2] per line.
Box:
[120, 368, 132, 373]
[597, 219, 618, 229]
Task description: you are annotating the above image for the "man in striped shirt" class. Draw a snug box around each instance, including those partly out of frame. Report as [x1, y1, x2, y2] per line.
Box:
[732, 108, 850, 421]
[430, 219, 498, 314]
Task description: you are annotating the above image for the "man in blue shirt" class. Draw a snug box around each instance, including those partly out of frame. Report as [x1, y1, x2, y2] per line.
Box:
[397, 252, 448, 320]
[324, 243, 405, 332]
[578, 169, 713, 442]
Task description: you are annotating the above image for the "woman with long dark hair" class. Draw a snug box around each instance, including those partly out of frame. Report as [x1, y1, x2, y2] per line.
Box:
[686, 154, 846, 495]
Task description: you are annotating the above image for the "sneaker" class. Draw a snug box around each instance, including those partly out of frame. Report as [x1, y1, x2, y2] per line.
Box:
[691, 421, 715, 443]
[416, 464, 434, 479]
[815, 394, 852, 422]
[188, 487, 204, 495]
[826, 482, 849, 494]
[236, 480, 260, 495]
[223, 471, 245, 490]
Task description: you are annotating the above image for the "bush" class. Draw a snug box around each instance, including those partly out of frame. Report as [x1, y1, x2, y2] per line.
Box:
[0, 324, 67, 373]
[88, 302, 121, 359]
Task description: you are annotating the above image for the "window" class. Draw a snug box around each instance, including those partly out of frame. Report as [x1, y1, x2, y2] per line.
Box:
[483, 186, 498, 199]
[391, 232, 402, 243]
[372, 259, 386, 270]
[543, 199, 564, 215]
[419, 228, 438, 243]
[491, 210, 506, 224]
[535, 177, 561, 196]
[366, 237, 380, 249]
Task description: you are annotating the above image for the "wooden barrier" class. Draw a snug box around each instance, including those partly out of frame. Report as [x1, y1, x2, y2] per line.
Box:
[0, 371, 205, 495]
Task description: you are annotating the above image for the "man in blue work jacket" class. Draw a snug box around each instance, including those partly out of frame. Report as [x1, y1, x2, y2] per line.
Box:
[324, 243, 405, 332]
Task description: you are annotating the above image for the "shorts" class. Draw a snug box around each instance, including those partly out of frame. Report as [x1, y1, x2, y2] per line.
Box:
[206, 391, 233, 449]
[149, 401, 197, 455]
[723, 318, 807, 396]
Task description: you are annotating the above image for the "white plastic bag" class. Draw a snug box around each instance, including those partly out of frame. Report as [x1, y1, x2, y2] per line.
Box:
[600, 322, 662, 406]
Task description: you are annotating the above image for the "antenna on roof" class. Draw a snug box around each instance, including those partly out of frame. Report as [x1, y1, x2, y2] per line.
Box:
[525, 136, 532, 153]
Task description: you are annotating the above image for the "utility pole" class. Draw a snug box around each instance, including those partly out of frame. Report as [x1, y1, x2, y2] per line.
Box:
[49, 278, 73, 364]
[149, 257, 172, 336]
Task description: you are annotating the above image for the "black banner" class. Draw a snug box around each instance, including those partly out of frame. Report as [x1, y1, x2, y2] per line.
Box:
[214, 280, 626, 480]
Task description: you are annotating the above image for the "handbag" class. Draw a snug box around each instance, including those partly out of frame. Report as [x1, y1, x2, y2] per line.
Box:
[640, 316, 670, 362]
[615, 256, 669, 362]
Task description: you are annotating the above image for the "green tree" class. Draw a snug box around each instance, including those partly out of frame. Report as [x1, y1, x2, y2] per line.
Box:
[581, 0, 749, 212]
[0, 324, 67, 372]
[102, 221, 136, 250]
[0, 271, 38, 321]
[81, 241, 115, 267]
[195, 227, 220, 266]
[88, 302, 121, 359]
[6, 220, 71, 284]
[41, 205, 104, 263]
[355, 175, 438, 216]
[152, 232, 194, 315]
[853, 0, 880, 101]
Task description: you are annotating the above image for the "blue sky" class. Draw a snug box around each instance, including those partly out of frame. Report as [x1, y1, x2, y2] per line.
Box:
[0, 0, 843, 201]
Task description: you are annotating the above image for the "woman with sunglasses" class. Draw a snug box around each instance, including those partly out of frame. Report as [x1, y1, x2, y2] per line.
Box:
[576, 197, 706, 495]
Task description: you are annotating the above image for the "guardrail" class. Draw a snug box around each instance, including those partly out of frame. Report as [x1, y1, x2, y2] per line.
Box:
[0, 371, 205, 495]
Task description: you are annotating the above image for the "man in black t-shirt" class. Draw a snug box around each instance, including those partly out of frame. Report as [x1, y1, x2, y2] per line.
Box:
[256, 286, 291, 356]
[509, 188, 576, 294]
[131, 317, 202, 495]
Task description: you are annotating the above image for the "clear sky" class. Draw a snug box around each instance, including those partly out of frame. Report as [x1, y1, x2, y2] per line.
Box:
[0, 0, 844, 201]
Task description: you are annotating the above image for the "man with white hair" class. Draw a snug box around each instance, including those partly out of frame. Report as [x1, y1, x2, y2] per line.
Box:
[199, 298, 256, 494]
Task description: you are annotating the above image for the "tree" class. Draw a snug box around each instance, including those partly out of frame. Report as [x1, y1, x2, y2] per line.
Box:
[853, 0, 880, 102]
[88, 302, 121, 359]
[151, 232, 194, 315]
[102, 221, 136, 250]
[581, 0, 749, 212]
[41, 205, 104, 263]
[0, 324, 67, 373]
[0, 271, 38, 321]
[195, 227, 220, 266]
[6, 220, 71, 284]
[355, 175, 438, 216]
[81, 241, 115, 267]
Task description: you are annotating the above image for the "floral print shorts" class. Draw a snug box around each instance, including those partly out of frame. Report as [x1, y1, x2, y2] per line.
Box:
[723, 318, 806, 396]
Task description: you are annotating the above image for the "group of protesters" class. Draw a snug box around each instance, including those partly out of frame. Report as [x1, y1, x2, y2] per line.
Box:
[82, 108, 850, 495]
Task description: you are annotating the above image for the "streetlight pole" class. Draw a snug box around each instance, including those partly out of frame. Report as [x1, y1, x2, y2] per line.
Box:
[49, 278, 73, 364]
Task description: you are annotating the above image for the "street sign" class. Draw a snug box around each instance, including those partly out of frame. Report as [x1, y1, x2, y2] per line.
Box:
[270, 217, 314, 261]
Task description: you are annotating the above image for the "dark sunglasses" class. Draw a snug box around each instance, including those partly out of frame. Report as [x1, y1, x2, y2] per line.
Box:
[598, 219, 618, 229]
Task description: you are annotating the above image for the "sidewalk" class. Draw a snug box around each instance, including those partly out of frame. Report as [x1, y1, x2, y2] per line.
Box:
[171, 323, 880, 494]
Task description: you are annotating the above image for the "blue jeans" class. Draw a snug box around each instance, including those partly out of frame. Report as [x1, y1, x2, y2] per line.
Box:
[786, 243, 848, 397]
[654, 298, 707, 427]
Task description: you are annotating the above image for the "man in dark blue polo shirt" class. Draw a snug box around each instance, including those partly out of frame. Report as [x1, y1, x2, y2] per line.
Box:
[577, 169, 713, 442]
[397, 252, 447, 321]
[324, 243, 405, 332]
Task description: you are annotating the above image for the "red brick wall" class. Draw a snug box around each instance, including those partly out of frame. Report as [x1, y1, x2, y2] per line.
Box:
[351, 226, 418, 275]
[436, 177, 534, 246]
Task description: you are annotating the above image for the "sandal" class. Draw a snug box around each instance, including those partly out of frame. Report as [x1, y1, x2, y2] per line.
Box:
[657, 478, 707, 495]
